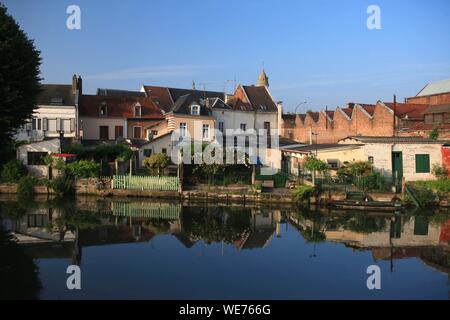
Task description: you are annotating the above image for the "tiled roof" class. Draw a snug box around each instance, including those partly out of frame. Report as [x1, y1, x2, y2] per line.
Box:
[307, 111, 320, 122]
[37, 84, 76, 106]
[79, 95, 164, 119]
[97, 88, 146, 98]
[341, 108, 353, 118]
[384, 102, 429, 120]
[242, 85, 278, 112]
[325, 111, 335, 119]
[416, 79, 450, 97]
[359, 104, 376, 116]
[346, 136, 446, 144]
[142, 86, 174, 113]
[422, 104, 450, 115]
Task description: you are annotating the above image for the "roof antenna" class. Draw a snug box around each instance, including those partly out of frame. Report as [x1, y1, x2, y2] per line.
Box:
[192, 80, 196, 90]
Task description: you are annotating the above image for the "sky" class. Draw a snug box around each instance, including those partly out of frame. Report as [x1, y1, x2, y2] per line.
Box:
[3, 0, 450, 112]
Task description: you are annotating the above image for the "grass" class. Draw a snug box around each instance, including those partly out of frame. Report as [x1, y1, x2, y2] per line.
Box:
[410, 179, 450, 194]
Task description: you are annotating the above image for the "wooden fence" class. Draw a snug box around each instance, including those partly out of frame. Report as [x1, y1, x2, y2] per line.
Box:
[111, 201, 181, 219]
[112, 175, 179, 191]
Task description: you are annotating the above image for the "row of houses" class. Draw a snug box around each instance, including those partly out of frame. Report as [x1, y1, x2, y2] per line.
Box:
[14, 71, 450, 187]
[15, 70, 283, 174]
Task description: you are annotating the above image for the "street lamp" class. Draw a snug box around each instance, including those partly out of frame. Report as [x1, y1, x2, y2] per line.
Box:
[294, 101, 308, 114]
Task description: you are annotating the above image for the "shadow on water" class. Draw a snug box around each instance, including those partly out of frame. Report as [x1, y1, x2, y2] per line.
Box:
[1, 195, 449, 299]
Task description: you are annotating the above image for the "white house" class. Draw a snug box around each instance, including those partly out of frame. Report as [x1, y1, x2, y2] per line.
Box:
[14, 75, 82, 142]
[339, 136, 446, 182]
[17, 139, 61, 178]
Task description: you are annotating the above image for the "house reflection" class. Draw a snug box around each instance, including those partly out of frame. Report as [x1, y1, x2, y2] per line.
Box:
[289, 209, 450, 274]
[1, 198, 449, 274]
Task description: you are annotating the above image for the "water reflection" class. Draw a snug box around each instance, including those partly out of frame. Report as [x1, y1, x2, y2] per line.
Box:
[1, 196, 449, 299]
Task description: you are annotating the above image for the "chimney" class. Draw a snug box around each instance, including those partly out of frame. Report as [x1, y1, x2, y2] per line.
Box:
[277, 101, 283, 135]
[72, 74, 78, 94]
[77, 76, 82, 95]
[393, 94, 397, 136]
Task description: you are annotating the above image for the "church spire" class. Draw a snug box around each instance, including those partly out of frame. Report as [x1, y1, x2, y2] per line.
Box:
[257, 69, 269, 87]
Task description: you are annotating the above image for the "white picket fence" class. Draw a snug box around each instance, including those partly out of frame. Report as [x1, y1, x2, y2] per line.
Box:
[112, 175, 179, 191]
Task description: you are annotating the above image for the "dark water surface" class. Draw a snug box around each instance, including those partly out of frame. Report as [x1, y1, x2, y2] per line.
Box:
[1, 196, 449, 300]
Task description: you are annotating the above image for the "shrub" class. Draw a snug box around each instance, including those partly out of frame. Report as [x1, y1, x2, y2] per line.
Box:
[95, 144, 133, 161]
[17, 176, 38, 199]
[62, 143, 86, 156]
[429, 127, 439, 140]
[47, 176, 74, 197]
[408, 184, 437, 207]
[1, 160, 27, 183]
[432, 164, 447, 179]
[411, 179, 450, 194]
[293, 185, 316, 202]
[142, 153, 171, 176]
[304, 158, 328, 173]
[66, 160, 100, 179]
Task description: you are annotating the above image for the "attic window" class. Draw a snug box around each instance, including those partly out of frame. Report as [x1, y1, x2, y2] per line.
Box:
[100, 103, 108, 117]
[134, 105, 142, 118]
[191, 105, 200, 116]
[50, 98, 64, 105]
[260, 105, 267, 111]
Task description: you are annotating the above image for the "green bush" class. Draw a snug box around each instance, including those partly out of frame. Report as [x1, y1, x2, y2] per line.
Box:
[95, 144, 133, 161]
[47, 176, 74, 197]
[62, 143, 86, 156]
[411, 179, 450, 194]
[17, 176, 38, 199]
[293, 185, 316, 202]
[408, 184, 437, 207]
[142, 153, 171, 176]
[66, 160, 100, 179]
[1, 160, 27, 183]
[432, 164, 447, 179]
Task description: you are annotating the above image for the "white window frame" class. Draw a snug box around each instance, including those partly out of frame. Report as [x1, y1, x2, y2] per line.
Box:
[202, 124, 210, 140]
[191, 105, 200, 116]
[180, 123, 187, 137]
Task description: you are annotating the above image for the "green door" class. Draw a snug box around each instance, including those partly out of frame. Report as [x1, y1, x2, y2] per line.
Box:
[392, 152, 403, 191]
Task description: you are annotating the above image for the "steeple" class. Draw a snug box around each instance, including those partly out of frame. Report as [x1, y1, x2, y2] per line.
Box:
[257, 69, 269, 87]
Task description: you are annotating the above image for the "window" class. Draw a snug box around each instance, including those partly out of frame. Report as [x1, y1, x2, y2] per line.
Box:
[134, 106, 142, 118]
[368, 156, 374, 164]
[27, 152, 47, 165]
[191, 105, 200, 116]
[415, 154, 430, 173]
[264, 122, 271, 148]
[240, 123, 247, 132]
[100, 104, 107, 117]
[327, 159, 340, 169]
[180, 123, 187, 137]
[144, 149, 152, 157]
[133, 127, 142, 139]
[162, 148, 167, 155]
[218, 121, 224, 133]
[99, 126, 109, 140]
[151, 130, 158, 136]
[202, 124, 210, 140]
[115, 126, 123, 140]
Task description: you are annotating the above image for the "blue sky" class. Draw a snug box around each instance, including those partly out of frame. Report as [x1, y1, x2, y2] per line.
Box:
[3, 0, 450, 112]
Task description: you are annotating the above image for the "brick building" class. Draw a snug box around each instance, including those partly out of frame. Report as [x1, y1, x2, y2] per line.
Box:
[406, 79, 450, 106]
[281, 101, 429, 144]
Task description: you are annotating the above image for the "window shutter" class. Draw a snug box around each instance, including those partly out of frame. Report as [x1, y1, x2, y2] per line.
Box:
[70, 118, 75, 132]
[56, 118, 61, 132]
[415, 154, 430, 173]
[43, 118, 48, 131]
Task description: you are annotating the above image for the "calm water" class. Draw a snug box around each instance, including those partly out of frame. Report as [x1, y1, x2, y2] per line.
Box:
[1, 196, 449, 300]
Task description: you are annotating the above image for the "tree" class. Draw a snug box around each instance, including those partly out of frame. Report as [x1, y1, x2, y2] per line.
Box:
[429, 127, 439, 140]
[0, 4, 41, 155]
[304, 158, 328, 186]
[142, 153, 170, 176]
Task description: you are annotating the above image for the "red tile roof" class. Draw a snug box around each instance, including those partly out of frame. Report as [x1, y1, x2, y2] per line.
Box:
[142, 86, 174, 112]
[359, 104, 376, 116]
[341, 108, 353, 118]
[384, 102, 429, 120]
[80, 95, 164, 119]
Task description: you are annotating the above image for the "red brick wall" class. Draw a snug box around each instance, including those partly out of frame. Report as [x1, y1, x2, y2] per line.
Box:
[289, 103, 395, 144]
[407, 93, 450, 105]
